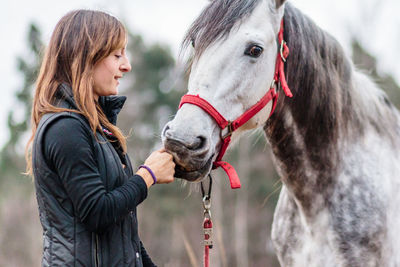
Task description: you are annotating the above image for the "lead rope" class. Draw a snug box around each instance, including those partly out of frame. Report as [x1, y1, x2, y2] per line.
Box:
[201, 175, 213, 267]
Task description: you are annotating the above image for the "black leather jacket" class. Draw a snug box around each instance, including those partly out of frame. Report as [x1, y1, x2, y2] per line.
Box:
[32, 84, 156, 266]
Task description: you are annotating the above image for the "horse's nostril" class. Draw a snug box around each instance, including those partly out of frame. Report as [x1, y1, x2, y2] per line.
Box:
[191, 136, 206, 150]
[162, 122, 208, 151]
[164, 134, 207, 152]
[162, 125, 171, 138]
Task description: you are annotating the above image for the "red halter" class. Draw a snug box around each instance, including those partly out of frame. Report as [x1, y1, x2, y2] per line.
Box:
[179, 20, 292, 189]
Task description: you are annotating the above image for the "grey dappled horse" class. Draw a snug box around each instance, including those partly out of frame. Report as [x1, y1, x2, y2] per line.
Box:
[162, 0, 400, 266]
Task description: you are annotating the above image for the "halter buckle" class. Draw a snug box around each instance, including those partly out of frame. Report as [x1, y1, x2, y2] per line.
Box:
[280, 40, 287, 62]
[271, 80, 280, 94]
[221, 121, 233, 139]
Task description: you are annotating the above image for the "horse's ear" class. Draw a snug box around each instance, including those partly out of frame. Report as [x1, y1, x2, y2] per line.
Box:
[275, 0, 286, 8]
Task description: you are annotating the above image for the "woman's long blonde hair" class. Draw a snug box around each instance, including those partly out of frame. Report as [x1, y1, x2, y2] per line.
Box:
[26, 10, 128, 175]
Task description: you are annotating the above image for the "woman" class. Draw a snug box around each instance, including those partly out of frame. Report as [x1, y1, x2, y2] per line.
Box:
[25, 10, 175, 266]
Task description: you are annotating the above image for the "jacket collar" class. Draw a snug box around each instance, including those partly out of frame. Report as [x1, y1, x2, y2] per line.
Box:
[56, 83, 127, 125]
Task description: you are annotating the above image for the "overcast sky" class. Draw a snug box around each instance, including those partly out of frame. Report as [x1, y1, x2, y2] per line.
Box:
[1, 0, 399, 149]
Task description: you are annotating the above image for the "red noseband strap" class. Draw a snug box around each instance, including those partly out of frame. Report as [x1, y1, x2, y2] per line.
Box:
[179, 87, 278, 189]
[178, 19, 292, 189]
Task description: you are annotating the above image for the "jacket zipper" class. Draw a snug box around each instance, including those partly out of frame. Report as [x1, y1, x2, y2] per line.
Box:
[95, 234, 100, 267]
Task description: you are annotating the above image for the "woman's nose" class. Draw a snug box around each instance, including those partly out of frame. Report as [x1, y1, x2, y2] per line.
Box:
[121, 56, 132, 72]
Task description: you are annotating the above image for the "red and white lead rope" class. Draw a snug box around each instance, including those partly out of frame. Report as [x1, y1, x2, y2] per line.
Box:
[203, 217, 213, 267]
[201, 176, 213, 267]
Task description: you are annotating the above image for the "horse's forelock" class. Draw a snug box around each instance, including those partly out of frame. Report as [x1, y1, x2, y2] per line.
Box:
[182, 0, 261, 60]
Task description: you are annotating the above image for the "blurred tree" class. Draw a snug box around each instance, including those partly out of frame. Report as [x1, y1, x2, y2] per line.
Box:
[0, 24, 42, 183]
[117, 31, 202, 266]
[0, 23, 43, 267]
[352, 39, 400, 108]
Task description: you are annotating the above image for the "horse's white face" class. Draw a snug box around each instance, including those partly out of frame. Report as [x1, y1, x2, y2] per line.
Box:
[162, 0, 285, 181]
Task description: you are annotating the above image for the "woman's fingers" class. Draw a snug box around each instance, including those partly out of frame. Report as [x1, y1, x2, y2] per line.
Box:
[142, 149, 175, 184]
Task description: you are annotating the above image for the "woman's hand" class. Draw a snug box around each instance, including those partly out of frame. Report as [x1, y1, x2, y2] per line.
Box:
[136, 148, 175, 188]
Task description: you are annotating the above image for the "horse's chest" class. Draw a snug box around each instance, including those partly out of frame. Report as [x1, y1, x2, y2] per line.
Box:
[271, 187, 343, 267]
[271, 180, 394, 267]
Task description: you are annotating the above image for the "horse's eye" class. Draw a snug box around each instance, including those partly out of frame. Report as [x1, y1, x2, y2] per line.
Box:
[191, 38, 196, 48]
[245, 45, 264, 58]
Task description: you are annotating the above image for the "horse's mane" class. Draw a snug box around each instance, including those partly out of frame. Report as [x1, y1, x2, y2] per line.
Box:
[265, 3, 400, 200]
[272, 3, 399, 145]
[267, 3, 355, 169]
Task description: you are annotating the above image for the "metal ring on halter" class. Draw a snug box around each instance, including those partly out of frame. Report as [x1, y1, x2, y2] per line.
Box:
[220, 121, 233, 139]
[270, 80, 276, 89]
[280, 40, 287, 62]
[270, 80, 280, 94]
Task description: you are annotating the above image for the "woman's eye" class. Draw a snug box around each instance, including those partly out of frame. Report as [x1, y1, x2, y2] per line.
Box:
[245, 45, 264, 58]
[115, 55, 122, 59]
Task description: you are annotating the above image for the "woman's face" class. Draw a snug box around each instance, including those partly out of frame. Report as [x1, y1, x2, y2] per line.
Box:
[92, 46, 131, 99]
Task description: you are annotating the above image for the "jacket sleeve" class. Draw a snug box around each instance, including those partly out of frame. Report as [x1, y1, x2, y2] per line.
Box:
[140, 241, 157, 267]
[43, 117, 148, 233]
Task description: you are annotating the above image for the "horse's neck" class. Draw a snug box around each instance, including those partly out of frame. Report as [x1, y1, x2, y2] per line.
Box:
[262, 3, 398, 218]
[263, 6, 346, 218]
[264, 107, 337, 218]
[264, 66, 400, 219]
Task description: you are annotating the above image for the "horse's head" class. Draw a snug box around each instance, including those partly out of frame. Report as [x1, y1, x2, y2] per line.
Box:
[162, 0, 287, 182]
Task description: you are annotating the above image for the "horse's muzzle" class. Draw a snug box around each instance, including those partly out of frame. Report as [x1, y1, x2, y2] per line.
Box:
[162, 124, 214, 181]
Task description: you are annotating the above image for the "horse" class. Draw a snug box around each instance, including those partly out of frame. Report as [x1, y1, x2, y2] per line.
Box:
[161, 0, 400, 266]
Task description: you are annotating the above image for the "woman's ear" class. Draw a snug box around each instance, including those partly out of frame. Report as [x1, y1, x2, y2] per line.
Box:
[275, 0, 287, 9]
